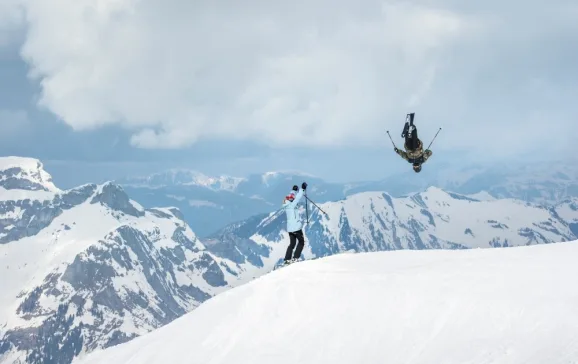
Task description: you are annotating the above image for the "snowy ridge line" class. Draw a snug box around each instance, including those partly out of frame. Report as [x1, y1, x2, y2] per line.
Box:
[206, 185, 578, 278]
[114, 161, 578, 237]
[73, 240, 578, 364]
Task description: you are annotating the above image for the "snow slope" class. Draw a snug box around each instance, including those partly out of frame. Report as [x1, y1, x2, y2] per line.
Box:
[0, 158, 253, 364]
[74, 240, 578, 364]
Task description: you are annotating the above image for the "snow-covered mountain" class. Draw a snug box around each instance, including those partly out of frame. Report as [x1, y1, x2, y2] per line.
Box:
[0, 157, 60, 193]
[73, 240, 578, 364]
[0, 157, 258, 364]
[116, 169, 245, 192]
[201, 187, 578, 271]
[348, 160, 578, 205]
[116, 161, 578, 237]
[2, 156, 577, 363]
[117, 170, 345, 237]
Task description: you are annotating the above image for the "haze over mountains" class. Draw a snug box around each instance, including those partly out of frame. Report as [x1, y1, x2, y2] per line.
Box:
[116, 161, 578, 236]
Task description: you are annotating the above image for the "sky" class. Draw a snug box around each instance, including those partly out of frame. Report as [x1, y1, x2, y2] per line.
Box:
[1, 0, 577, 188]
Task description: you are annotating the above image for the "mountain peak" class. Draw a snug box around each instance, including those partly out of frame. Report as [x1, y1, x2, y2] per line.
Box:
[0, 156, 60, 192]
[260, 170, 318, 185]
[90, 182, 145, 216]
[117, 168, 245, 191]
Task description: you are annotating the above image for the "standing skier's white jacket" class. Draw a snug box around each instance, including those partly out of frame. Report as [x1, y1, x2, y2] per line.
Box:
[283, 188, 305, 233]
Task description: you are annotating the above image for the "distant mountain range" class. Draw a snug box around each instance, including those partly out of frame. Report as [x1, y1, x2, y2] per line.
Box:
[1, 156, 577, 364]
[116, 170, 347, 237]
[202, 186, 578, 270]
[116, 161, 578, 236]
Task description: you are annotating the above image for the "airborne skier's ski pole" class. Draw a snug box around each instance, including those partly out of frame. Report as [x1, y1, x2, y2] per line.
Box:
[426, 127, 442, 150]
[386, 131, 397, 149]
[305, 195, 328, 216]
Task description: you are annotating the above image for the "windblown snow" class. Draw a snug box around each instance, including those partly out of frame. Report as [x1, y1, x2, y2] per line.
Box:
[74, 240, 578, 364]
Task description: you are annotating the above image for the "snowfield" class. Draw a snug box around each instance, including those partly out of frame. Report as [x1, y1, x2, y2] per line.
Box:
[74, 240, 578, 364]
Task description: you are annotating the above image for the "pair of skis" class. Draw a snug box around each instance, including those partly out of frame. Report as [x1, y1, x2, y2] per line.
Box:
[386, 112, 442, 151]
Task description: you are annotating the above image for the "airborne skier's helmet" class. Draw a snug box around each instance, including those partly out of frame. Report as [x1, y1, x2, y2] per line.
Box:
[413, 163, 422, 173]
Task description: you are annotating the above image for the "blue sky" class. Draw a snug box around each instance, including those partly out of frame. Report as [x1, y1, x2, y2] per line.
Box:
[1, 0, 577, 188]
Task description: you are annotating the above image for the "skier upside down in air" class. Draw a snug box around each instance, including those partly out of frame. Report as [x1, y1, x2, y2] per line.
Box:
[394, 112, 433, 173]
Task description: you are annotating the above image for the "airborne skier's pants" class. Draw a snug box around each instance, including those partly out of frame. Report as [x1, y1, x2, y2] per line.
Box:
[405, 125, 420, 151]
[285, 229, 304, 261]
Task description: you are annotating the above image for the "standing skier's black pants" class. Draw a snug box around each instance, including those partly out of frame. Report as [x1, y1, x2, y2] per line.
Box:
[285, 229, 304, 261]
[405, 126, 420, 151]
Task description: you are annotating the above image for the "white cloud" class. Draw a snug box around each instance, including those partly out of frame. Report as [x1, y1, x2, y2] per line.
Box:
[13, 0, 578, 154]
[0, 0, 24, 47]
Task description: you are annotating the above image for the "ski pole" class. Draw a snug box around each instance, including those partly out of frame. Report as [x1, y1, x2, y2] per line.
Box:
[426, 127, 442, 150]
[386, 130, 397, 149]
[305, 195, 328, 216]
[305, 191, 309, 224]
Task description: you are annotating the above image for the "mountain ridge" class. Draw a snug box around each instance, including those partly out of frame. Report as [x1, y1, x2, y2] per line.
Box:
[115, 161, 578, 236]
[0, 157, 252, 364]
[201, 185, 578, 275]
[73, 240, 578, 364]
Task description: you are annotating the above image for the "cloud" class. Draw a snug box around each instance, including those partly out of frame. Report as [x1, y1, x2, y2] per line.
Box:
[0, 0, 24, 48]
[13, 0, 578, 156]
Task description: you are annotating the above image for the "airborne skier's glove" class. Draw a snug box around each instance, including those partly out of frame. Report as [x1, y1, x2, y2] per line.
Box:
[302, 182, 307, 190]
[394, 147, 399, 153]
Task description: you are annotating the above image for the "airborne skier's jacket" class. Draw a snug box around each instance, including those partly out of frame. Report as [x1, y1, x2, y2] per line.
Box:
[282, 188, 304, 233]
[396, 139, 432, 164]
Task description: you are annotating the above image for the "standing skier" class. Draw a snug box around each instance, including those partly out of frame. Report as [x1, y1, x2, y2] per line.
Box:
[282, 182, 308, 264]
[395, 113, 432, 173]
